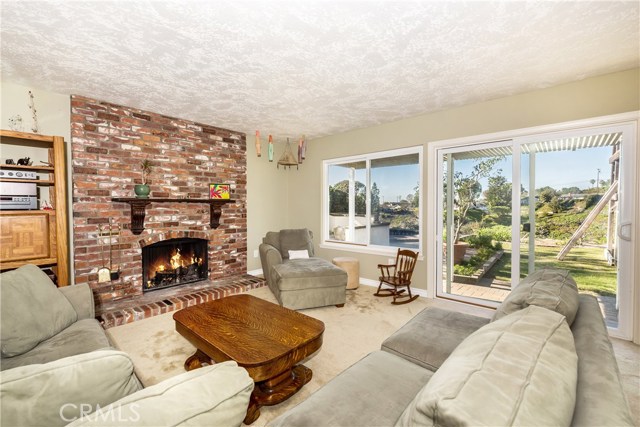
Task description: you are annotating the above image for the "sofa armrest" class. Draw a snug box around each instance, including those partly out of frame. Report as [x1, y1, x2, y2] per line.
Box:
[259, 243, 283, 287]
[381, 307, 489, 371]
[59, 283, 95, 320]
[66, 361, 254, 427]
[0, 350, 142, 427]
[570, 294, 634, 426]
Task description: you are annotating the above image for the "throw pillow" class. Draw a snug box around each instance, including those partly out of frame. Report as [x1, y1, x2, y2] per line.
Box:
[492, 268, 579, 325]
[1, 350, 141, 427]
[67, 361, 254, 427]
[396, 305, 578, 427]
[0, 264, 78, 357]
[288, 249, 310, 259]
[279, 229, 314, 259]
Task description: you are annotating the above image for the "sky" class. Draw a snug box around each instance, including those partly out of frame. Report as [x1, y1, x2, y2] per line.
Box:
[452, 146, 611, 195]
[328, 145, 611, 204]
[328, 163, 419, 203]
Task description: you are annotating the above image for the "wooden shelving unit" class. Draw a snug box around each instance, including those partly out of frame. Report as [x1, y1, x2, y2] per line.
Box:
[0, 130, 69, 286]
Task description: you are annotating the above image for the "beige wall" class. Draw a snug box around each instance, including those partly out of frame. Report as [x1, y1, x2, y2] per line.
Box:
[283, 68, 640, 338]
[3, 70, 639, 339]
[245, 139, 291, 271]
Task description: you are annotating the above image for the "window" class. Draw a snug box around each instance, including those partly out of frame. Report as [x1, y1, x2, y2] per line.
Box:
[323, 146, 422, 254]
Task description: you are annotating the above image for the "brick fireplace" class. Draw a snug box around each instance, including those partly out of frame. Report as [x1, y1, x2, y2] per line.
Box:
[71, 96, 248, 308]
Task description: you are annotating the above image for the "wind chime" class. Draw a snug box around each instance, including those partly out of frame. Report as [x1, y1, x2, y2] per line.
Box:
[254, 131, 306, 170]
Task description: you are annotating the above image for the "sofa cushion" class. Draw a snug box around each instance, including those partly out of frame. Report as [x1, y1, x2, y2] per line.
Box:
[0, 350, 142, 427]
[263, 231, 281, 252]
[0, 264, 78, 357]
[396, 305, 578, 427]
[382, 307, 490, 371]
[279, 228, 314, 259]
[1, 319, 111, 371]
[272, 258, 347, 291]
[67, 361, 254, 427]
[493, 268, 579, 325]
[271, 351, 434, 427]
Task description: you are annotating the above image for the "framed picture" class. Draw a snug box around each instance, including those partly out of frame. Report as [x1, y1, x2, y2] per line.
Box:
[209, 183, 230, 199]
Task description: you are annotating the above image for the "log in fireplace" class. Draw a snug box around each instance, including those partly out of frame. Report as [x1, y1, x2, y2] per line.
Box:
[142, 238, 208, 292]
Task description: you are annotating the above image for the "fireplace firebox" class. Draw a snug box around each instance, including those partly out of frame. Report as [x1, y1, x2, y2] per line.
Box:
[142, 238, 208, 292]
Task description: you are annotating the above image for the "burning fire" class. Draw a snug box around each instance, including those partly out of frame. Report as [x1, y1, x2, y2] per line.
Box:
[150, 248, 203, 277]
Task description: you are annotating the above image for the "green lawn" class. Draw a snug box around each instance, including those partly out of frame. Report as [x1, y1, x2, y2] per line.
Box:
[485, 243, 617, 297]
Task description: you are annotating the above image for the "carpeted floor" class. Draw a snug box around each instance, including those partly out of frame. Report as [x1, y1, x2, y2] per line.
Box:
[107, 285, 639, 426]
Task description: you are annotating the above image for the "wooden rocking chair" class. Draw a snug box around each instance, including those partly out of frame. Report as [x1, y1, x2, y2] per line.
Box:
[374, 248, 419, 305]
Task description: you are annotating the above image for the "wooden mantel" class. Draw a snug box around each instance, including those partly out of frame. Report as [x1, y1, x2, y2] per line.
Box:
[112, 198, 235, 235]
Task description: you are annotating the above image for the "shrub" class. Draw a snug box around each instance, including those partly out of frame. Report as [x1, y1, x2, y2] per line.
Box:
[466, 234, 493, 249]
[478, 225, 511, 242]
[454, 264, 477, 276]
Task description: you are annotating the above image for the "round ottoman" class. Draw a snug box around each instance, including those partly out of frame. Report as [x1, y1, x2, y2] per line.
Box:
[332, 257, 360, 290]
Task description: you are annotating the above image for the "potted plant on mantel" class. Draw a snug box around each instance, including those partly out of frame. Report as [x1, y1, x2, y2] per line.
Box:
[134, 159, 152, 198]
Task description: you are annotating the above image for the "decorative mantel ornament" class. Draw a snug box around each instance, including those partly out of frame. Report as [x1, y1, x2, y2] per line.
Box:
[134, 159, 152, 198]
[277, 138, 299, 170]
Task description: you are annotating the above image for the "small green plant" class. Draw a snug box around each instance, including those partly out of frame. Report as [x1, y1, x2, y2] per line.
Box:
[453, 264, 477, 276]
[466, 234, 494, 249]
[140, 160, 152, 185]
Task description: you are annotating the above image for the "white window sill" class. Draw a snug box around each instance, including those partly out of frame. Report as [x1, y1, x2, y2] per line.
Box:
[319, 241, 424, 261]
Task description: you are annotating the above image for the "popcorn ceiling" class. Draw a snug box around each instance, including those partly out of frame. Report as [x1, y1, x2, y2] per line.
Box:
[1, 1, 637, 139]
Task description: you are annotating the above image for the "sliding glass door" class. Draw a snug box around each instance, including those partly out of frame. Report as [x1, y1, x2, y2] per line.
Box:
[439, 141, 514, 305]
[435, 123, 635, 338]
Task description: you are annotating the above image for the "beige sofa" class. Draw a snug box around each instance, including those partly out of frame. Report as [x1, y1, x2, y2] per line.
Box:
[0, 264, 254, 427]
[271, 269, 634, 426]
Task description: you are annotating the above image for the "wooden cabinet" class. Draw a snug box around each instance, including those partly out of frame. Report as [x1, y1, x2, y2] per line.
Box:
[0, 130, 69, 286]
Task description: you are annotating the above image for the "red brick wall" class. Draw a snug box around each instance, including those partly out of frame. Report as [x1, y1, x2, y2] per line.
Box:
[70, 95, 247, 304]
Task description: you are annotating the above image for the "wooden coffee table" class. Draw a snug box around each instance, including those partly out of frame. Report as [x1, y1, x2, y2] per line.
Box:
[173, 294, 325, 424]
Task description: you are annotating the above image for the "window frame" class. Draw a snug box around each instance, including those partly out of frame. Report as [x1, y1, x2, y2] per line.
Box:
[321, 146, 423, 257]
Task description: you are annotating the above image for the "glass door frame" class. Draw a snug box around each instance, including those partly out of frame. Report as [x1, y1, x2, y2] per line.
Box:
[436, 139, 515, 308]
[427, 114, 637, 339]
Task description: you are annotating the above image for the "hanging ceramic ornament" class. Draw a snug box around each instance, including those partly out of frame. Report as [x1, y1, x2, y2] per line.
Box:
[301, 134, 307, 160]
[298, 136, 304, 164]
[255, 130, 262, 157]
[268, 134, 274, 162]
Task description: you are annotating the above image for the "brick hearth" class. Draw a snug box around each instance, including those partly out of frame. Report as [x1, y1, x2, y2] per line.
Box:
[70, 95, 248, 312]
[97, 275, 265, 329]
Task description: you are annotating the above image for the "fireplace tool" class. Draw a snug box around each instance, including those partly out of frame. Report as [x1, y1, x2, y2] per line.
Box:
[97, 225, 111, 283]
[97, 220, 121, 282]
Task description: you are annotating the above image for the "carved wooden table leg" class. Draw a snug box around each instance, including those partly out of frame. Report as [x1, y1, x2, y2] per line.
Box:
[243, 365, 313, 425]
[184, 349, 212, 371]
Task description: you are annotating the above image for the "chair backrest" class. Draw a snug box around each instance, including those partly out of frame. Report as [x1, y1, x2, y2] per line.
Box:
[395, 249, 418, 282]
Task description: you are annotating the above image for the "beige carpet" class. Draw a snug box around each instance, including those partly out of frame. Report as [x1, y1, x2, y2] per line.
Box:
[106, 285, 639, 426]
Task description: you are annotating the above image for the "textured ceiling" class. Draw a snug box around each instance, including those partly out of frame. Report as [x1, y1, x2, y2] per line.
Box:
[1, 1, 638, 140]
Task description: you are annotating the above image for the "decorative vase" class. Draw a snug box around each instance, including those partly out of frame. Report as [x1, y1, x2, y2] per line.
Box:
[134, 184, 150, 198]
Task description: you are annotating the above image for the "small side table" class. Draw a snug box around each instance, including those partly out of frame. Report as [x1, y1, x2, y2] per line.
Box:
[332, 257, 360, 290]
